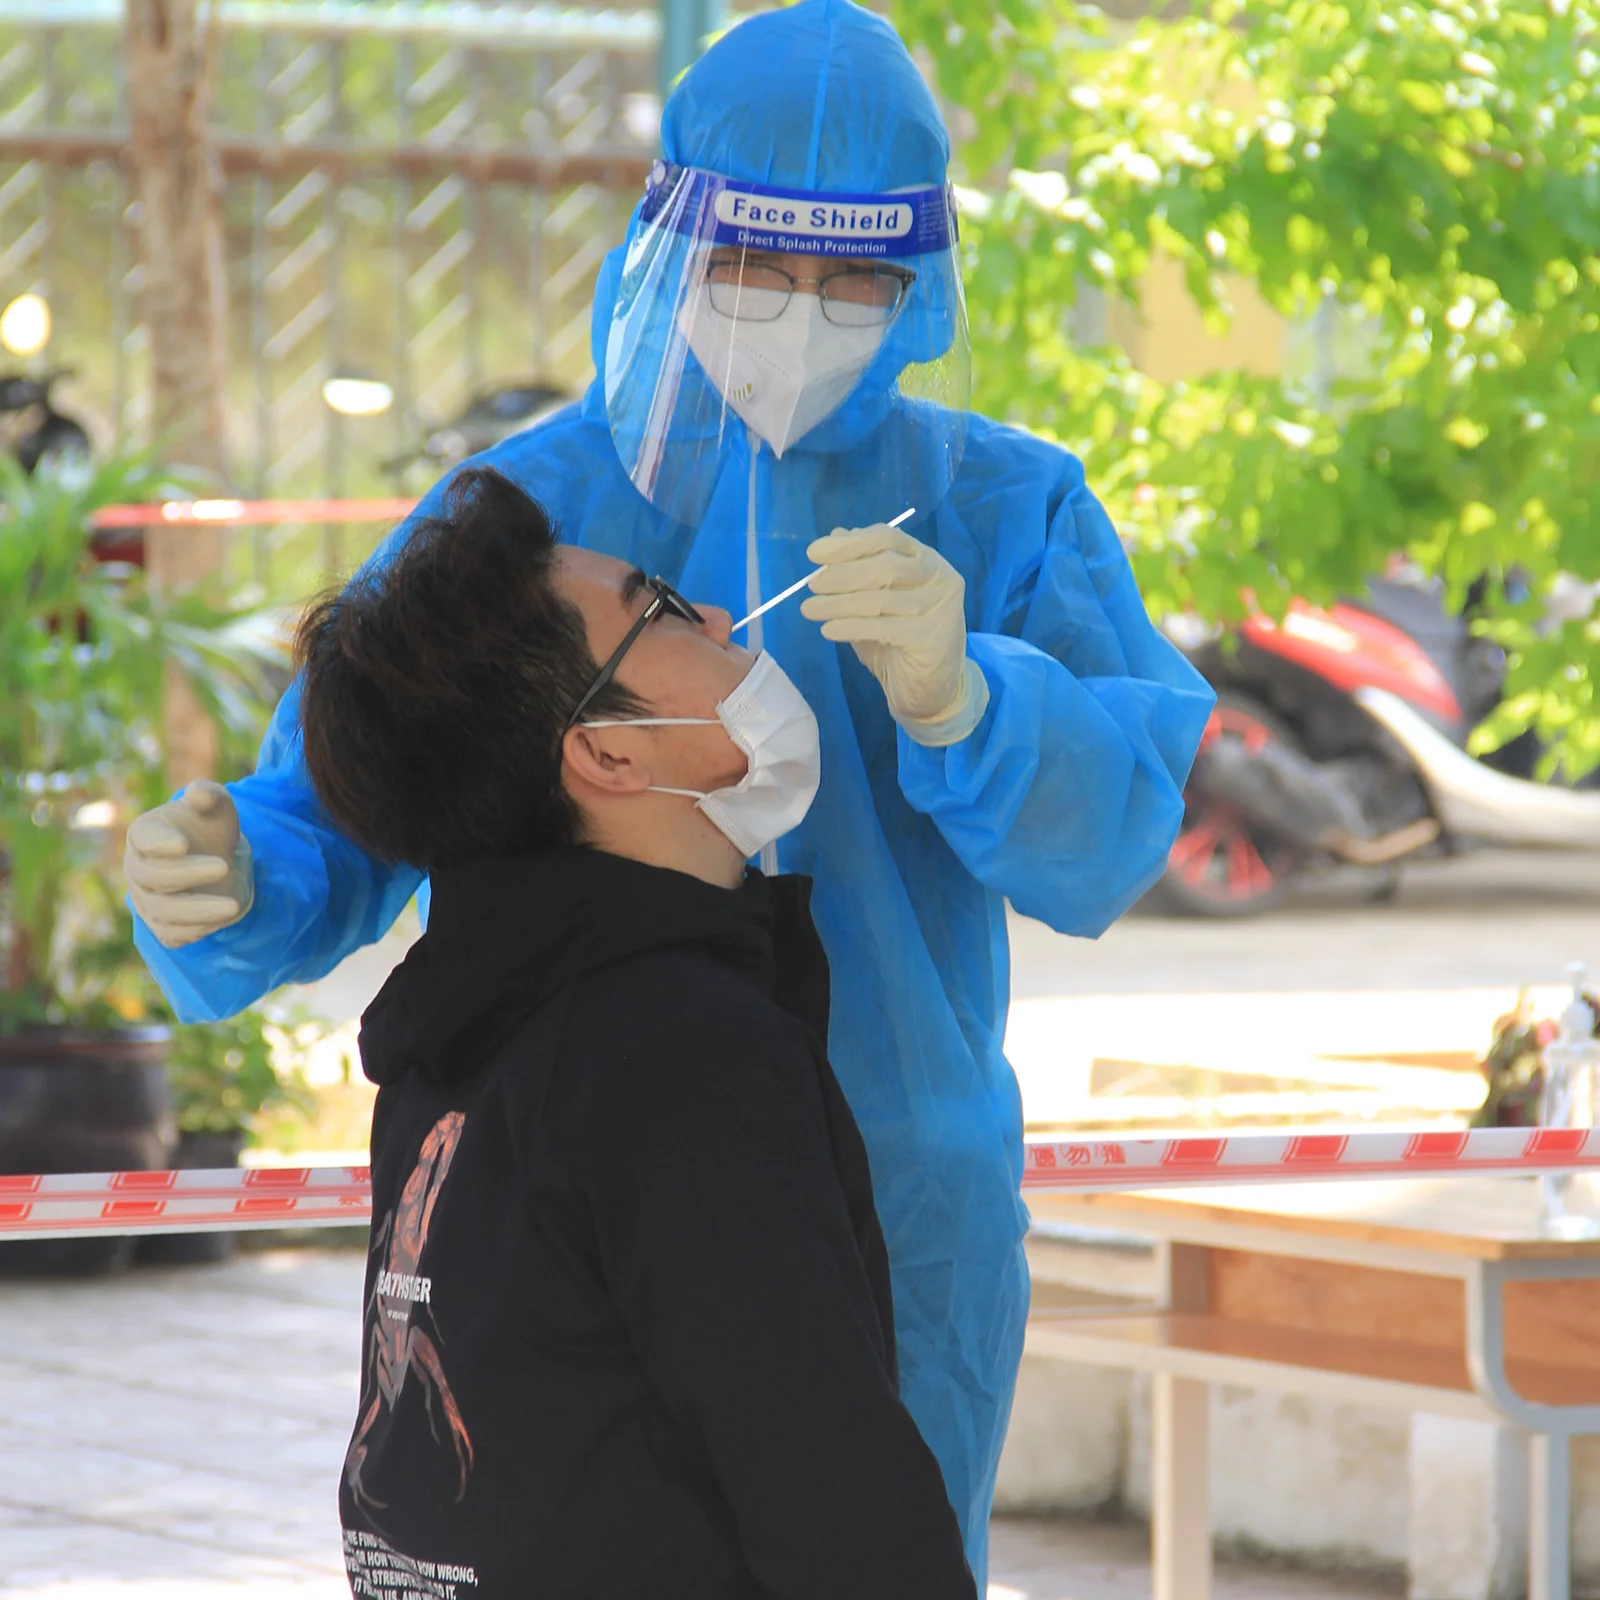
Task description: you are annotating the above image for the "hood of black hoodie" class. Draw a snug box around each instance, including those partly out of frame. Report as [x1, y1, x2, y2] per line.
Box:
[359, 847, 799, 1087]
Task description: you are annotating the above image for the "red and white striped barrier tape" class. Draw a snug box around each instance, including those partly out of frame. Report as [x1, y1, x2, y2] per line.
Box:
[91, 498, 418, 530]
[1022, 1126, 1600, 1192]
[0, 1165, 371, 1242]
[3, 1130, 1598, 1241]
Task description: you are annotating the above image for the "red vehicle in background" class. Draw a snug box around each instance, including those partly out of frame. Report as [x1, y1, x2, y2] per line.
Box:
[1154, 570, 1600, 916]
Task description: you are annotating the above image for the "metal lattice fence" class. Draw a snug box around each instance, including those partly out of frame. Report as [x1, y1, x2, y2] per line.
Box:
[0, 1, 662, 587]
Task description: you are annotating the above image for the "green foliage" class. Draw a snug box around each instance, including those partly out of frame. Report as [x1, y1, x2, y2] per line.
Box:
[0, 452, 284, 1030]
[162, 1006, 318, 1139]
[893, 0, 1600, 764]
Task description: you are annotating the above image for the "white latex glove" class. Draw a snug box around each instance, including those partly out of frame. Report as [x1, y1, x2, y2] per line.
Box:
[124, 780, 254, 950]
[801, 522, 990, 747]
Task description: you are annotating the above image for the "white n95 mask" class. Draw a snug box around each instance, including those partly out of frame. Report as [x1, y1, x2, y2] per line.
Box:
[581, 651, 821, 859]
[681, 287, 885, 459]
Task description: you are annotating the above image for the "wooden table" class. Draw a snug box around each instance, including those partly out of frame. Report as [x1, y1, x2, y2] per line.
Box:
[1025, 1178, 1600, 1600]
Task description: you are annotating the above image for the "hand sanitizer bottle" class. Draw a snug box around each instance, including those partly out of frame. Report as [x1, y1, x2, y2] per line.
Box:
[1540, 963, 1600, 1238]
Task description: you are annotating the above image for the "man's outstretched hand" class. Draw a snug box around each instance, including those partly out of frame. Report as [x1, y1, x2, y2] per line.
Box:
[802, 523, 989, 747]
[125, 780, 255, 950]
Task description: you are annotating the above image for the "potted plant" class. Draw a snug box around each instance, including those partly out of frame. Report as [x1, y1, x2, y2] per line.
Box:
[0, 450, 281, 1273]
[1472, 984, 1600, 1129]
[137, 1005, 317, 1265]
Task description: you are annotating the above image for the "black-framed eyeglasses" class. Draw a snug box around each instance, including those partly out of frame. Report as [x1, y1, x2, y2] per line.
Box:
[563, 576, 705, 734]
[702, 257, 917, 328]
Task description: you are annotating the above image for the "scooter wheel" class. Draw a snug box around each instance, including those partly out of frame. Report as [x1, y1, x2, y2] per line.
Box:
[1147, 693, 1304, 918]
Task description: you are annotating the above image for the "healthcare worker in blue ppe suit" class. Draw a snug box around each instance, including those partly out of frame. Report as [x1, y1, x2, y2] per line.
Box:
[125, 0, 1213, 1580]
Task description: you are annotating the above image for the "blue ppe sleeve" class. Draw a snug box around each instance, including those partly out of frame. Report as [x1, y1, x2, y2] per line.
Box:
[131, 676, 423, 1023]
[897, 471, 1215, 938]
[130, 473, 467, 1023]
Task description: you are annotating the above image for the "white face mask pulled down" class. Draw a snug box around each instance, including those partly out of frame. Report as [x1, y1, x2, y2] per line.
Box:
[581, 651, 821, 861]
[681, 286, 885, 459]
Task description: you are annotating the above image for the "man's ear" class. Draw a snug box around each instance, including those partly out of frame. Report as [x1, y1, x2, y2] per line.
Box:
[561, 725, 653, 798]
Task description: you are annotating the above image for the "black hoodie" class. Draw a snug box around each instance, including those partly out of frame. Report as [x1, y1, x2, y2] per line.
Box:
[339, 847, 976, 1600]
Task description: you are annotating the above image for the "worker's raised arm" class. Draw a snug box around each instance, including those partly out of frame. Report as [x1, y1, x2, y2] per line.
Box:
[131, 678, 424, 1022]
[894, 437, 1215, 936]
[128, 483, 455, 1022]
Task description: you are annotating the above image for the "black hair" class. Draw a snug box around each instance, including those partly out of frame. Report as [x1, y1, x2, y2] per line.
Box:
[295, 466, 643, 868]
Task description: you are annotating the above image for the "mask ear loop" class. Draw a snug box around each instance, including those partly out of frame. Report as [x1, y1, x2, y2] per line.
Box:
[574, 722, 722, 801]
[577, 717, 719, 728]
[575, 718, 751, 803]
[557, 718, 719, 804]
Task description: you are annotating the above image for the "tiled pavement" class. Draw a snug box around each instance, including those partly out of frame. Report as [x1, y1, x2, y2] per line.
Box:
[0, 1247, 1400, 1600]
[0, 1249, 356, 1597]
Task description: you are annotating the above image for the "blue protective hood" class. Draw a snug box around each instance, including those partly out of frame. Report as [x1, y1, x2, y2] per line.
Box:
[590, 0, 965, 495]
[662, 0, 949, 190]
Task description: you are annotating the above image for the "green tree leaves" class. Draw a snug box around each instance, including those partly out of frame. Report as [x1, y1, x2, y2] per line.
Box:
[896, 0, 1600, 763]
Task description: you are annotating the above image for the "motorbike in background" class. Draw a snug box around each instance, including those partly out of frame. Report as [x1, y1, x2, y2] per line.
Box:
[1154, 570, 1600, 916]
[0, 370, 91, 477]
[380, 381, 570, 494]
[0, 369, 131, 564]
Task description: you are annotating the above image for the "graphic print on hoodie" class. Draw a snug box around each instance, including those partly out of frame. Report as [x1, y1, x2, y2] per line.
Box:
[345, 1108, 473, 1512]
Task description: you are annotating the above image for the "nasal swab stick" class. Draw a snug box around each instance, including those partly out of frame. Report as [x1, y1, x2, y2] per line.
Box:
[728, 572, 823, 636]
[730, 507, 915, 635]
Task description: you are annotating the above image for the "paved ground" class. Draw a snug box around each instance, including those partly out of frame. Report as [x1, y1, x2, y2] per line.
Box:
[0, 1247, 1402, 1600]
[1011, 847, 1600, 998]
[0, 1251, 356, 1597]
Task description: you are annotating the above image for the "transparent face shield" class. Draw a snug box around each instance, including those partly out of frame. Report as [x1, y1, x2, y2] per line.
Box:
[603, 161, 971, 533]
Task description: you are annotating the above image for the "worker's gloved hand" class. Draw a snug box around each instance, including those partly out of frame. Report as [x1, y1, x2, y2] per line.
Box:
[802, 522, 990, 747]
[124, 780, 254, 950]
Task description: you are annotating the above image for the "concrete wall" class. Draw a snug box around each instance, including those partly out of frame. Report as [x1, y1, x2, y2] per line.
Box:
[994, 1356, 1130, 1515]
[1124, 1379, 1412, 1571]
[995, 1361, 1410, 1573]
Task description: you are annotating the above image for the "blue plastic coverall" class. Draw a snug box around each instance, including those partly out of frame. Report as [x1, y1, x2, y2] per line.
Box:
[134, 0, 1214, 1579]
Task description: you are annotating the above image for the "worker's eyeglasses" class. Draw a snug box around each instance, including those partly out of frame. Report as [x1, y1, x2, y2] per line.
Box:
[563, 576, 705, 734]
[702, 257, 916, 328]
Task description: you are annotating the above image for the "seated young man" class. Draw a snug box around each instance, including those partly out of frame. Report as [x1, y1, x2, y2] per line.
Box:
[294, 466, 976, 1600]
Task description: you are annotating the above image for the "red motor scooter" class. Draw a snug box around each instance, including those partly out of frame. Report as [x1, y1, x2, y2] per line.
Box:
[1154, 571, 1600, 915]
